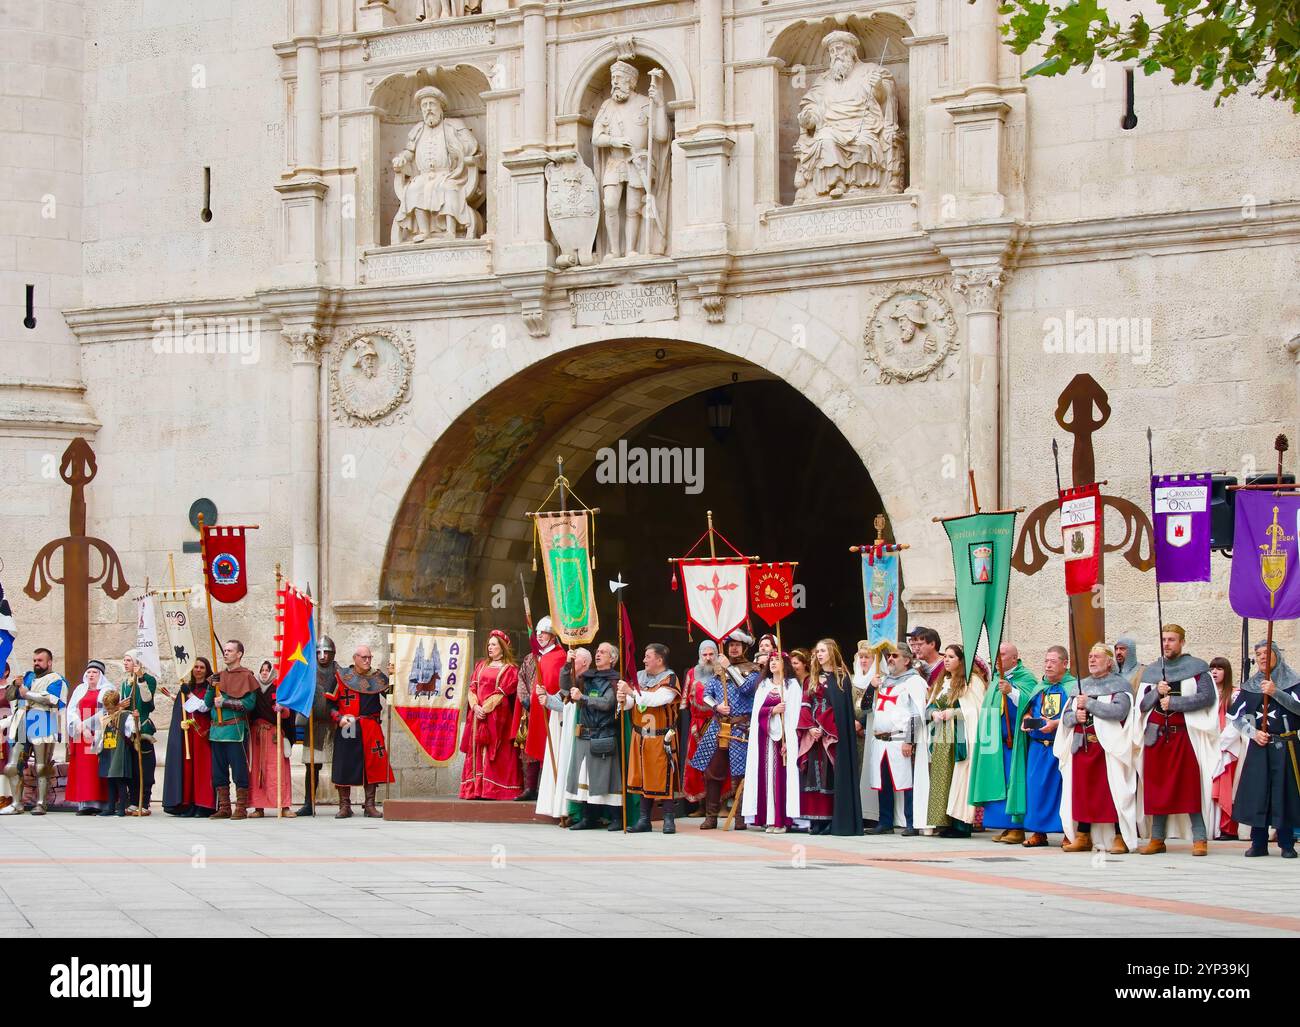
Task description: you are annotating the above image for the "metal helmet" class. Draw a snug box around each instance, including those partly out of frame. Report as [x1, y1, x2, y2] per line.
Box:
[317, 635, 336, 662]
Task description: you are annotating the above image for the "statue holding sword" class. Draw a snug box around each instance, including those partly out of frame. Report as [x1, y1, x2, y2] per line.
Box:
[592, 60, 672, 259]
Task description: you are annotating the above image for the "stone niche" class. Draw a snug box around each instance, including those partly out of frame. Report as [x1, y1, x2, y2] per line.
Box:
[769, 13, 912, 208]
[364, 65, 493, 280]
[569, 51, 680, 264]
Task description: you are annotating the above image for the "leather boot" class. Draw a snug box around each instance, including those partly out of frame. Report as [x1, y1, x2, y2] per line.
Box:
[335, 786, 353, 819]
[990, 829, 1008, 842]
[1138, 839, 1166, 855]
[295, 764, 318, 817]
[232, 787, 250, 820]
[570, 804, 601, 830]
[1191, 840, 1209, 856]
[1000, 829, 1025, 844]
[210, 788, 232, 819]
[628, 800, 653, 833]
[363, 784, 382, 818]
[607, 806, 625, 831]
[1022, 832, 1049, 847]
[1062, 831, 1093, 852]
[662, 802, 676, 835]
[1108, 835, 1129, 855]
[31, 776, 50, 815]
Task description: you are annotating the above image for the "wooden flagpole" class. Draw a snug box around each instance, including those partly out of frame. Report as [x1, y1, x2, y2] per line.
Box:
[275, 563, 283, 819]
[197, 513, 223, 724]
[166, 554, 191, 761]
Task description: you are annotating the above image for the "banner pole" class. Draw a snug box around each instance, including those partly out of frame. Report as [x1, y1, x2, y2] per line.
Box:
[1053, 442, 1084, 708]
[275, 564, 283, 819]
[197, 513, 224, 725]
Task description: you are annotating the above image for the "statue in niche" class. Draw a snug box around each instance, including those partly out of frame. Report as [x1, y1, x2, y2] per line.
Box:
[794, 30, 904, 203]
[592, 60, 672, 259]
[391, 85, 484, 244]
[416, 0, 480, 20]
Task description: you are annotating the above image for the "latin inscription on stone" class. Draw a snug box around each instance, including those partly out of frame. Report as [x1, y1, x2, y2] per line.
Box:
[364, 244, 491, 282]
[763, 199, 917, 246]
[569, 282, 678, 327]
[364, 21, 495, 61]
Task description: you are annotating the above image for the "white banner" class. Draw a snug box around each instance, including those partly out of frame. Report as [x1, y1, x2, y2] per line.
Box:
[158, 589, 197, 684]
[681, 561, 749, 642]
[135, 595, 163, 678]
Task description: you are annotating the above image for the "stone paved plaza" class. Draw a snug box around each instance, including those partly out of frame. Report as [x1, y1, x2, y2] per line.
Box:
[5, 816, 1298, 938]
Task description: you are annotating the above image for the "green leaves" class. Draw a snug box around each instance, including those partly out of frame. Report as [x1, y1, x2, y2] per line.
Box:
[979, 0, 1300, 110]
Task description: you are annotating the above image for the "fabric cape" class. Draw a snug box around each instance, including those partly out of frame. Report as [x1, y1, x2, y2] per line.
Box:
[741, 677, 802, 821]
[1054, 674, 1140, 851]
[1135, 656, 1218, 840]
[860, 666, 932, 829]
[968, 659, 1040, 816]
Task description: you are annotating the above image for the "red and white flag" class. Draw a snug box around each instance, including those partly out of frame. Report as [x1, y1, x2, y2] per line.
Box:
[202, 525, 253, 604]
[679, 559, 749, 642]
[1059, 483, 1101, 596]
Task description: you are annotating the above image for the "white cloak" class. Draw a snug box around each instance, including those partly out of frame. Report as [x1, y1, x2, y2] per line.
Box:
[1054, 691, 1140, 851]
[742, 678, 802, 822]
[536, 702, 578, 818]
[1135, 676, 1219, 839]
[863, 668, 931, 829]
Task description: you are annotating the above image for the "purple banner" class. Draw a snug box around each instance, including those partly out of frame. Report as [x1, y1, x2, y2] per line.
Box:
[1229, 490, 1300, 620]
[1151, 474, 1212, 583]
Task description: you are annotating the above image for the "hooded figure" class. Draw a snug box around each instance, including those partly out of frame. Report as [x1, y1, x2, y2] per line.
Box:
[1114, 635, 1144, 692]
[682, 639, 719, 806]
[295, 635, 338, 816]
[1228, 641, 1300, 857]
[65, 660, 110, 814]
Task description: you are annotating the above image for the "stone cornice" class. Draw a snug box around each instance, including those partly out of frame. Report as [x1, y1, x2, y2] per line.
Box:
[0, 379, 101, 435]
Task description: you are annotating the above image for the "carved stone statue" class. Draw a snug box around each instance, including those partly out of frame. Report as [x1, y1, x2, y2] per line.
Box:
[391, 86, 484, 244]
[794, 30, 904, 203]
[416, 0, 480, 20]
[592, 60, 672, 259]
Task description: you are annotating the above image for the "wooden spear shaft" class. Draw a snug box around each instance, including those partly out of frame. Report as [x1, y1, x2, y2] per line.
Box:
[275, 563, 283, 819]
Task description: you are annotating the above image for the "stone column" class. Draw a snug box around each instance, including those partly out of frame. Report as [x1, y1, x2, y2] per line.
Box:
[521, 1, 547, 148]
[945, 0, 1011, 219]
[953, 267, 1007, 510]
[699, 0, 724, 129]
[285, 329, 323, 589]
[965, 0, 1001, 90]
[674, 0, 732, 261]
[276, 0, 328, 284]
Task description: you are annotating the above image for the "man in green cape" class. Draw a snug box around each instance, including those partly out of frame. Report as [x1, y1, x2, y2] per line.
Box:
[970, 641, 1040, 842]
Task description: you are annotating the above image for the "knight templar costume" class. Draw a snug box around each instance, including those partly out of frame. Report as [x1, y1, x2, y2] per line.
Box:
[328, 652, 394, 819]
[864, 641, 929, 836]
[689, 629, 757, 830]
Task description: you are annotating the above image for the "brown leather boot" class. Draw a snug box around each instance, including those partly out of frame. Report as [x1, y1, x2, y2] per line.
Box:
[990, 829, 1009, 842]
[209, 787, 232, 820]
[1138, 839, 1166, 855]
[231, 787, 250, 820]
[1022, 832, 1049, 847]
[335, 786, 353, 819]
[1108, 835, 1129, 855]
[1001, 829, 1025, 844]
[1192, 840, 1209, 856]
[363, 784, 381, 818]
[1062, 831, 1093, 852]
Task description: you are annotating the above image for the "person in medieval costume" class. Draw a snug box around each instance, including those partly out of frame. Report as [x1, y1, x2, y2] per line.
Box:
[65, 660, 110, 815]
[0, 664, 13, 812]
[1135, 624, 1217, 856]
[537, 646, 591, 822]
[392, 86, 483, 242]
[518, 615, 566, 802]
[690, 629, 758, 830]
[971, 642, 1039, 844]
[1114, 635, 1145, 692]
[1227, 640, 1300, 858]
[1, 647, 67, 816]
[1209, 656, 1242, 840]
[460, 630, 523, 800]
[619, 642, 680, 834]
[94, 688, 134, 816]
[248, 660, 294, 817]
[908, 627, 945, 693]
[810, 638, 863, 835]
[329, 644, 395, 818]
[1015, 646, 1072, 846]
[926, 644, 988, 838]
[592, 59, 672, 258]
[796, 648, 838, 833]
[1056, 644, 1139, 855]
[162, 657, 215, 818]
[296, 635, 339, 817]
[201, 639, 259, 820]
[682, 639, 718, 811]
[563, 643, 624, 830]
[119, 649, 158, 815]
[742, 651, 802, 832]
[863, 640, 930, 836]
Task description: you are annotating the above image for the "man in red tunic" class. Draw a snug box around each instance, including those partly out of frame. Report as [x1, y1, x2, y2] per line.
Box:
[518, 616, 566, 801]
[328, 644, 395, 819]
[1136, 624, 1216, 856]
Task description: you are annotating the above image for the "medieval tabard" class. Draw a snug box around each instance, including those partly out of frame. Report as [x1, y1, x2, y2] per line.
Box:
[1055, 671, 1138, 851]
[863, 665, 930, 831]
[1228, 644, 1300, 854]
[624, 668, 680, 800]
[329, 666, 395, 787]
[1137, 653, 1217, 841]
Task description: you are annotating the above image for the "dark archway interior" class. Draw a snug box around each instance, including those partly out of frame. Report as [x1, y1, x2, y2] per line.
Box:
[565, 379, 883, 660]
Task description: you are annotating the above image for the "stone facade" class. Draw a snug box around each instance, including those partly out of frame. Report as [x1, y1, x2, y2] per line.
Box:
[3, 0, 1299, 795]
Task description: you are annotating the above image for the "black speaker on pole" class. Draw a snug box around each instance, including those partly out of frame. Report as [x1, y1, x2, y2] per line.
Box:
[1213, 474, 1296, 552]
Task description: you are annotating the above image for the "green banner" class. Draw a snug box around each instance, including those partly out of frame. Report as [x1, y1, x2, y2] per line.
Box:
[535, 511, 599, 645]
[942, 512, 1017, 681]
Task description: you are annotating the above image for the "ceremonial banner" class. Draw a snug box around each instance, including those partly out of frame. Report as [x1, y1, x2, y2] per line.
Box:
[274, 584, 316, 717]
[679, 558, 749, 642]
[1229, 490, 1300, 619]
[391, 625, 472, 765]
[942, 512, 1017, 679]
[860, 546, 900, 647]
[1151, 473, 1212, 583]
[134, 594, 163, 678]
[749, 562, 796, 626]
[201, 525, 251, 604]
[1059, 483, 1101, 596]
[534, 511, 598, 645]
[157, 589, 196, 684]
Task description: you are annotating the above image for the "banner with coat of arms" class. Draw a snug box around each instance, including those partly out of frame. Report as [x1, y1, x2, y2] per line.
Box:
[1229, 490, 1300, 619]
[860, 545, 901, 647]
[1059, 483, 1101, 596]
[942, 512, 1017, 680]
[749, 562, 796, 627]
[390, 625, 473, 766]
[1150, 473, 1212, 583]
[201, 524, 253, 604]
[534, 511, 599, 645]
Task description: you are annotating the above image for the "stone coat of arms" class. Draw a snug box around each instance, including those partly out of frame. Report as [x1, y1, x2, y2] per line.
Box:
[330, 326, 414, 426]
[545, 151, 600, 269]
[863, 280, 959, 384]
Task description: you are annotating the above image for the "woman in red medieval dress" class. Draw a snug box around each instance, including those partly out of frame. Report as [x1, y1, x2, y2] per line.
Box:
[66, 660, 110, 814]
[460, 630, 524, 800]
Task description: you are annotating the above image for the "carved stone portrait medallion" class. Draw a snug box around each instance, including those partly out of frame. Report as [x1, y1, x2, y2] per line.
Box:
[863, 280, 958, 384]
[330, 326, 414, 425]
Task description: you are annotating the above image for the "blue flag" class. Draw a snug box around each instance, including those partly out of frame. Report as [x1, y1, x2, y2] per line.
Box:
[275, 585, 317, 716]
[861, 548, 900, 647]
[0, 578, 14, 675]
